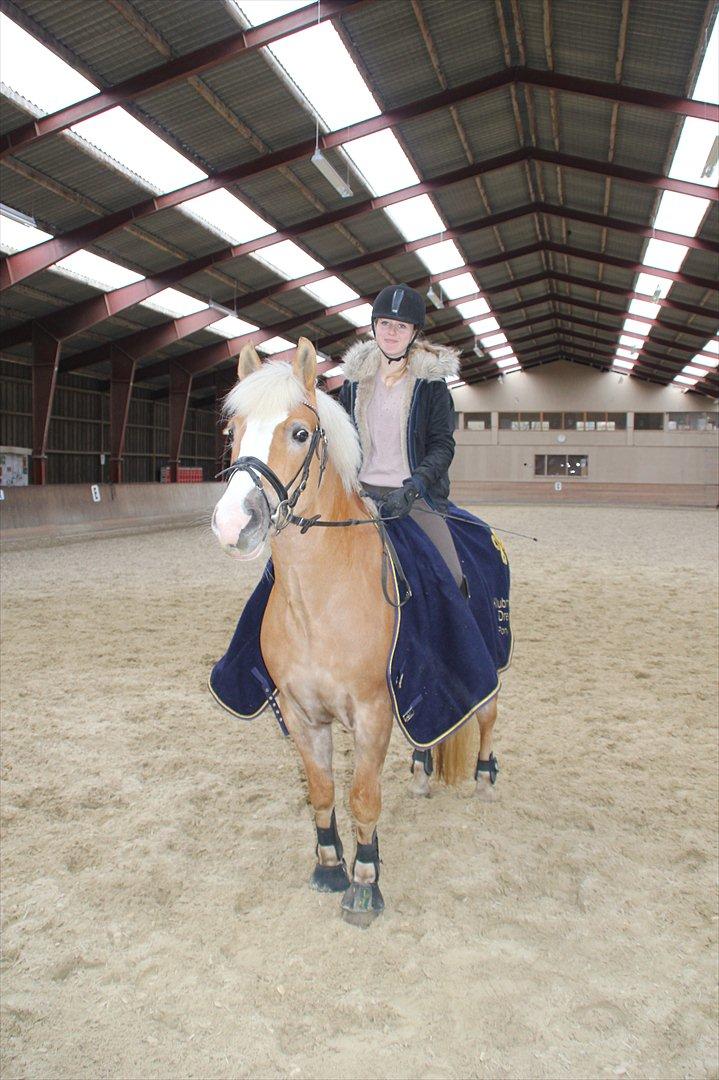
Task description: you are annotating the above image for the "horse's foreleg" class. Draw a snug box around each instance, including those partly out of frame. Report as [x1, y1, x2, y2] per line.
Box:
[475, 695, 500, 801]
[341, 708, 392, 927]
[290, 721, 350, 893]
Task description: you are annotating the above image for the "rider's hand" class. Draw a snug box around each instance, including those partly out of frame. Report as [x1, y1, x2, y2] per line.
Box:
[381, 478, 422, 519]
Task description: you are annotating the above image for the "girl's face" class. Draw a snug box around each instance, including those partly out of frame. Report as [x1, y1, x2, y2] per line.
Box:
[375, 317, 415, 359]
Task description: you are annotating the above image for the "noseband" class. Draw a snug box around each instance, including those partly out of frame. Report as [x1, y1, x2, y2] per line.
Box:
[217, 401, 329, 535]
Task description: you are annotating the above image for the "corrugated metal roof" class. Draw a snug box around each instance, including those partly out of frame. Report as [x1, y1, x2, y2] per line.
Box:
[0, 0, 716, 394]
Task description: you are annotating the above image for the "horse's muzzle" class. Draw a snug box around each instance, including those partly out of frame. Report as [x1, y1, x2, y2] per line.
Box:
[212, 484, 270, 558]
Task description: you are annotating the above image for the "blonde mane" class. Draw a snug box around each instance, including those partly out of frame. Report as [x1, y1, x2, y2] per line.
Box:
[223, 362, 361, 493]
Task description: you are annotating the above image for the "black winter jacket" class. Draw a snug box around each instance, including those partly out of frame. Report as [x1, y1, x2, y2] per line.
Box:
[337, 339, 459, 509]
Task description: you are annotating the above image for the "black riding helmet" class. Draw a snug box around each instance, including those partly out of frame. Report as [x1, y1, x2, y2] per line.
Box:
[371, 283, 426, 362]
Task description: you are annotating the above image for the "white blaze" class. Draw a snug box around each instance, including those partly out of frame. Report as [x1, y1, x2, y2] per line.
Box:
[212, 412, 286, 547]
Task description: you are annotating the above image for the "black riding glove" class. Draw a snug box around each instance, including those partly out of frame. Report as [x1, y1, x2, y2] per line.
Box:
[381, 478, 422, 519]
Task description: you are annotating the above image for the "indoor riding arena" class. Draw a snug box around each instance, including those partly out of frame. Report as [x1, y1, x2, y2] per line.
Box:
[1, 2, 717, 1079]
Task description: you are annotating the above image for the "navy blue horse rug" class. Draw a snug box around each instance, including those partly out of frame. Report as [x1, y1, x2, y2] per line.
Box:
[209, 504, 512, 749]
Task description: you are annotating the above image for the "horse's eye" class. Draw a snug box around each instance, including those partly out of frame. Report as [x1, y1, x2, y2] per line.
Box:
[293, 428, 309, 443]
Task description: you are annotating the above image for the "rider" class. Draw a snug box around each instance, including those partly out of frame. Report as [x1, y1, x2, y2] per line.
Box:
[338, 283, 466, 594]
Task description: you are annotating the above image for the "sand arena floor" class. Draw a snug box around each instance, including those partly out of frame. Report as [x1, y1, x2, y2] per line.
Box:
[1, 505, 717, 1080]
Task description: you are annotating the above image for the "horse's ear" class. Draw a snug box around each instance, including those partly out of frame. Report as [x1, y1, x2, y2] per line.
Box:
[293, 337, 317, 393]
[237, 343, 261, 380]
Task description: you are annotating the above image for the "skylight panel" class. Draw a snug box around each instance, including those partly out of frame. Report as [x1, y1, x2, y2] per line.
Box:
[0, 13, 98, 111]
[691, 351, 719, 367]
[254, 240, 323, 278]
[417, 241, 464, 274]
[457, 299, 491, 319]
[53, 250, 143, 290]
[71, 108, 204, 192]
[343, 130, 419, 196]
[634, 274, 672, 300]
[183, 191, 274, 244]
[490, 346, 513, 358]
[384, 195, 445, 242]
[440, 273, 479, 300]
[342, 304, 373, 327]
[209, 315, 259, 338]
[613, 358, 634, 370]
[304, 277, 358, 307]
[264, 21, 380, 129]
[259, 336, 296, 354]
[674, 374, 698, 385]
[480, 332, 508, 348]
[497, 356, 519, 369]
[628, 298, 662, 319]
[641, 239, 689, 273]
[616, 347, 639, 360]
[692, 14, 718, 103]
[142, 289, 208, 317]
[619, 334, 645, 350]
[682, 365, 708, 377]
[469, 315, 499, 334]
[652, 191, 711, 237]
[702, 337, 719, 355]
[503, 366, 522, 375]
[668, 117, 719, 187]
[623, 317, 652, 337]
[0, 214, 52, 253]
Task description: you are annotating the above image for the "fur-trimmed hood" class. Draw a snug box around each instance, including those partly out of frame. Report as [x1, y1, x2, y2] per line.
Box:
[341, 338, 460, 383]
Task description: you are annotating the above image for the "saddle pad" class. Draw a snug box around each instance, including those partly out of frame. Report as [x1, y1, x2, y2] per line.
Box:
[209, 505, 512, 748]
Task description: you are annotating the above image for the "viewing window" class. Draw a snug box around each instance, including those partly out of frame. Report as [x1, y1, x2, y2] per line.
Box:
[463, 412, 491, 430]
[535, 454, 589, 477]
[502, 412, 626, 431]
[667, 412, 718, 431]
[634, 413, 663, 430]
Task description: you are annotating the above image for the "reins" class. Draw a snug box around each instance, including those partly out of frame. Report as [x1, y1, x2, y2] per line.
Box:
[217, 403, 536, 607]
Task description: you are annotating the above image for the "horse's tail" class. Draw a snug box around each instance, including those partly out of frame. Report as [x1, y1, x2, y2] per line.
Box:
[434, 720, 476, 785]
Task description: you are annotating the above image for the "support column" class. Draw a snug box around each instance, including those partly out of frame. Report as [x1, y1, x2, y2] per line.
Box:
[109, 347, 136, 484]
[168, 362, 193, 482]
[31, 325, 62, 485]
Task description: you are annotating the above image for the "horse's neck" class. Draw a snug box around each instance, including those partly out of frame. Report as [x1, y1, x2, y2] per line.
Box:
[269, 469, 377, 599]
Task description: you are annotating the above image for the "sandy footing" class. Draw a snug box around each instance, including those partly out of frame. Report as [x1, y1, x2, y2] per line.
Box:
[1, 505, 717, 1079]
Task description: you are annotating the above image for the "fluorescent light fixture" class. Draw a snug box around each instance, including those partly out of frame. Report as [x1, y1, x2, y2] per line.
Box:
[426, 286, 444, 309]
[473, 343, 484, 359]
[311, 149, 352, 198]
[673, 374, 698, 385]
[613, 358, 634, 370]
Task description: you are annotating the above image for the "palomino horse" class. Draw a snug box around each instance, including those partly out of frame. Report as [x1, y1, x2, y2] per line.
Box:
[212, 338, 499, 926]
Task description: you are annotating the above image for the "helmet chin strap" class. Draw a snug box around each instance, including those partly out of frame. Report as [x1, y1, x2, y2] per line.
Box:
[373, 326, 419, 364]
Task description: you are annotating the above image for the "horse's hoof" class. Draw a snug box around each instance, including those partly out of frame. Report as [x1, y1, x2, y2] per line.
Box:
[340, 881, 385, 928]
[410, 765, 431, 798]
[475, 777, 500, 802]
[310, 862, 350, 892]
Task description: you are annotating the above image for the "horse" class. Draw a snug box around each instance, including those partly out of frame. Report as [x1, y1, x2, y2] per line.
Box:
[211, 338, 499, 927]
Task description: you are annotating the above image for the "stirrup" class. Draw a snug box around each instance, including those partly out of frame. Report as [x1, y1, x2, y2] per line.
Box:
[411, 747, 433, 777]
[474, 752, 499, 784]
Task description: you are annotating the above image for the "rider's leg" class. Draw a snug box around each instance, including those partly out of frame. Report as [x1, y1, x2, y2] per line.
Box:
[408, 500, 464, 588]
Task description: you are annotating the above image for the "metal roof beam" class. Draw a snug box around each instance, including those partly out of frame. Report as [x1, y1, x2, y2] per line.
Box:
[58, 307, 223, 372]
[0, 0, 363, 160]
[3, 58, 717, 289]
